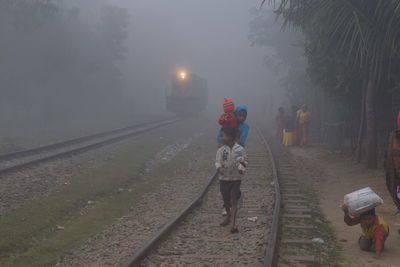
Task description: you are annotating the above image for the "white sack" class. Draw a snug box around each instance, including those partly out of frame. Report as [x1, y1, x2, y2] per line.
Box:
[344, 187, 383, 216]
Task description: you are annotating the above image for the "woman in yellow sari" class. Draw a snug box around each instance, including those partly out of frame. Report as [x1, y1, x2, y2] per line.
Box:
[297, 105, 311, 146]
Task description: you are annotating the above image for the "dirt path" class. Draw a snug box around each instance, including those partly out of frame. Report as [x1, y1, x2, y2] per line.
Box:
[290, 145, 400, 267]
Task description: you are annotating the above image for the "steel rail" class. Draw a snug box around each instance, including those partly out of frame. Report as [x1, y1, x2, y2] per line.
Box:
[120, 172, 218, 267]
[256, 127, 282, 267]
[121, 126, 281, 267]
[0, 118, 180, 176]
[0, 119, 170, 161]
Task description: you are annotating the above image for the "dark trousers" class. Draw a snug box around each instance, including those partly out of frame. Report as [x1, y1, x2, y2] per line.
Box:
[220, 180, 241, 209]
[358, 233, 389, 251]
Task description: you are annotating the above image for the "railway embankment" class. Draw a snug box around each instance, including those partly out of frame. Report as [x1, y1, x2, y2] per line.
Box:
[0, 118, 211, 266]
[290, 145, 400, 266]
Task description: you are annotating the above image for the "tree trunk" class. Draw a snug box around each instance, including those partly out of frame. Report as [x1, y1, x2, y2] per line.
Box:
[321, 90, 327, 143]
[356, 81, 366, 162]
[365, 78, 378, 168]
[314, 86, 322, 141]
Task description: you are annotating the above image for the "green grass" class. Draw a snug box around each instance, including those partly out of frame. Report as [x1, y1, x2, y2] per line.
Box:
[0, 118, 214, 266]
[0, 114, 172, 153]
[279, 156, 345, 266]
[286, 187, 345, 266]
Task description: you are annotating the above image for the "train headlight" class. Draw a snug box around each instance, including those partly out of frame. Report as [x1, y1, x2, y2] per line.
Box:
[179, 72, 186, 80]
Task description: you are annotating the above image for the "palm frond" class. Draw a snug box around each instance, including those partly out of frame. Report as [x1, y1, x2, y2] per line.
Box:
[271, 0, 400, 83]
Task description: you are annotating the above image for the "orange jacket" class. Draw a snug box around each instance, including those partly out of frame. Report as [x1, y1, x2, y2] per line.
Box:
[218, 112, 238, 129]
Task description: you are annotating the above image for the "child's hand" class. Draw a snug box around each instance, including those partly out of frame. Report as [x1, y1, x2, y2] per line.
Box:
[238, 164, 246, 175]
[218, 167, 225, 175]
[236, 156, 245, 162]
[342, 204, 349, 214]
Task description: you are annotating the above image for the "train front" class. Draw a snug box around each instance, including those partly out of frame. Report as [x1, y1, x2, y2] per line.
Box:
[166, 70, 208, 115]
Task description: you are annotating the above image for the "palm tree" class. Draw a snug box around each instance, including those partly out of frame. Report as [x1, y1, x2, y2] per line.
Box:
[267, 0, 400, 168]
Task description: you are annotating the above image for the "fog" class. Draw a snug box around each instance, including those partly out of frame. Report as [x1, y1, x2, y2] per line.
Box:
[0, 0, 292, 139]
[114, 0, 277, 115]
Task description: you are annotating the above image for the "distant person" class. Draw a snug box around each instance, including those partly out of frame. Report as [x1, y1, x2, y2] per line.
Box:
[291, 105, 300, 145]
[282, 111, 295, 147]
[216, 127, 248, 233]
[275, 107, 285, 142]
[217, 104, 250, 147]
[385, 111, 400, 210]
[342, 205, 389, 257]
[397, 110, 400, 131]
[297, 105, 311, 146]
[235, 105, 250, 147]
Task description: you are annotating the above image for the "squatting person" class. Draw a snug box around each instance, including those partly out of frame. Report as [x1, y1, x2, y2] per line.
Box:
[215, 126, 248, 233]
[342, 205, 389, 257]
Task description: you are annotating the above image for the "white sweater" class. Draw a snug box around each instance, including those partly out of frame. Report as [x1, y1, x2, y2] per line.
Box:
[215, 143, 248, 181]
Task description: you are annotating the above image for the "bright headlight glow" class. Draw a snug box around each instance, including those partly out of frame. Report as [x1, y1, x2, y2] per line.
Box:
[179, 72, 186, 79]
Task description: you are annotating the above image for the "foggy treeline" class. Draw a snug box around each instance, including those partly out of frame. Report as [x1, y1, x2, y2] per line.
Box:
[0, 1, 129, 131]
[252, 2, 400, 168]
[7, 0, 398, 171]
[249, 8, 305, 114]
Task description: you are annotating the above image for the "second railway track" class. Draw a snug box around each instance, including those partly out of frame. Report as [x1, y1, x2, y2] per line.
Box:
[0, 118, 180, 176]
[119, 125, 335, 267]
[265, 128, 335, 266]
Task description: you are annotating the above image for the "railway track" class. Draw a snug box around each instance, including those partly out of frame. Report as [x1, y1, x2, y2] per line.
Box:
[272, 155, 322, 265]
[266, 131, 329, 266]
[118, 126, 330, 267]
[0, 118, 180, 176]
[120, 128, 274, 267]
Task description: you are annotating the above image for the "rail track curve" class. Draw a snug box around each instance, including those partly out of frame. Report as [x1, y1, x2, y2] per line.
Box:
[120, 126, 281, 267]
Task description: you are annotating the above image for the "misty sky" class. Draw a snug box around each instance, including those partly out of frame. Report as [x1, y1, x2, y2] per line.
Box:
[113, 0, 275, 113]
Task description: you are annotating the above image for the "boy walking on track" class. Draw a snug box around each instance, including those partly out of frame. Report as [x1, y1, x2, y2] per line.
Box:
[215, 127, 248, 233]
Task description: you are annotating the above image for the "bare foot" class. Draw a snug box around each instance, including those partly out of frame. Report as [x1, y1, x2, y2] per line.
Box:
[230, 227, 239, 233]
[220, 218, 230, 226]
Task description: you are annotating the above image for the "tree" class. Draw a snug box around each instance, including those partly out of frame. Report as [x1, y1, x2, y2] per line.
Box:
[263, 0, 400, 168]
[0, 1, 131, 131]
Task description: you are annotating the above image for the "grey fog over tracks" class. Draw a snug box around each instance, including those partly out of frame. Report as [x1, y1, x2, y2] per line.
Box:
[0, 119, 179, 216]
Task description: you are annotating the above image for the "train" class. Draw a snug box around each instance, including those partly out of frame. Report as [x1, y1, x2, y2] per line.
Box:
[166, 71, 208, 115]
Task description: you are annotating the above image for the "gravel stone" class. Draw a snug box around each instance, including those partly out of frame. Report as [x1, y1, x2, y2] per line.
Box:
[57, 131, 274, 266]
